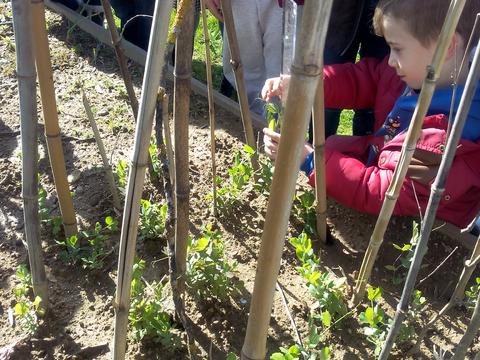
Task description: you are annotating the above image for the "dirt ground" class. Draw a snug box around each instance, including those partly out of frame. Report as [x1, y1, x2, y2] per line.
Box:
[1, 5, 479, 360]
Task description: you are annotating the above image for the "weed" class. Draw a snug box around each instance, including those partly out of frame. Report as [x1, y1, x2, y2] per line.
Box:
[56, 216, 117, 270]
[129, 258, 181, 346]
[266, 102, 283, 132]
[138, 199, 167, 241]
[385, 222, 420, 285]
[465, 277, 480, 311]
[186, 224, 241, 300]
[290, 232, 347, 325]
[12, 265, 45, 334]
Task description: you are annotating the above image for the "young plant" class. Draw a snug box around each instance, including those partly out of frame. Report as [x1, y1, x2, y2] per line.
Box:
[465, 277, 480, 311]
[270, 320, 331, 360]
[290, 232, 347, 326]
[266, 102, 283, 132]
[208, 147, 254, 213]
[128, 258, 181, 347]
[186, 224, 240, 300]
[115, 159, 129, 195]
[385, 221, 420, 285]
[292, 191, 317, 238]
[12, 265, 45, 334]
[358, 286, 424, 355]
[358, 286, 388, 356]
[56, 216, 118, 270]
[39, 184, 62, 237]
[138, 199, 167, 241]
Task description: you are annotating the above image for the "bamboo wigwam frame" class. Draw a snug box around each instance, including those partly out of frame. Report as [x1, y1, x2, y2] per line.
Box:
[379, 26, 480, 359]
[173, 0, 195, 296]
[12, 0, 49, 306]
[241, 1, 333, 359]
[111, 0, 173, 358]
[31, 0, 77, 238]
[352, 0, 467, 307]
[220, 0, 259, 173]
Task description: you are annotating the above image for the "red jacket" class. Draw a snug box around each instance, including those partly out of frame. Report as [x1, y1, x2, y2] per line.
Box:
[309, 57, 480, 227]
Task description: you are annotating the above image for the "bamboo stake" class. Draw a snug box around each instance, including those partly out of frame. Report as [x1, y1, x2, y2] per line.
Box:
[452, 288, 480, 360]
[352, 0, 466, 307]
[111, 0, 172, 358]
[12, 0, 48, 306]
[241, 2, 333, 359]
[378, 12, 479, 359]
[31, 0, 77, 237]
[220, 0, 259, 173]
[200, 0, 217, 216]
[173, 0, 195, 295]
[411, 235, 480, 353]
[312, 74, 327, 243]
[162, 93, 175, 194]
[81, 89, 122, 211]
[100, 0, 139, 118]
[154, 92, 195, 353]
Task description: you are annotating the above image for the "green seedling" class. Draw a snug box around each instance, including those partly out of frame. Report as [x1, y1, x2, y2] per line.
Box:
[358, 286, 424, 355]
[266, 102, 283, 132]
[186, 224, 241, 300]
[385, 221, 421, 285]
[129, 258, 181, 347]
[465, 277, 480, 311]
[292, 191, 317, 238]
[56, 216, 117, 270]
[290, 232, 347, 326]
[39, 184, 63, 237]
[115, 159, 129, 195]
[138, 199, 167, 241]
[208, 147, 254, 213]
[12, 265, 45, 334]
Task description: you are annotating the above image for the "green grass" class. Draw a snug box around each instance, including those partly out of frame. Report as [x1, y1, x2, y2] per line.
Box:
[192, 12, 224, 89]
[338, 110, 353, 135]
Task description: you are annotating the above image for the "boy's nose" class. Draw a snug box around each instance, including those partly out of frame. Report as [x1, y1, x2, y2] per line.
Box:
[387, 53, 398, 68]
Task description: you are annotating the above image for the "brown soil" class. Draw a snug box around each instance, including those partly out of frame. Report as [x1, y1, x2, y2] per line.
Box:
[1, 5, 479, 360]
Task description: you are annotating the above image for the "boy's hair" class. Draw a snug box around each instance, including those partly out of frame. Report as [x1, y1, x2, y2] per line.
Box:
[373, 0, 480, 47]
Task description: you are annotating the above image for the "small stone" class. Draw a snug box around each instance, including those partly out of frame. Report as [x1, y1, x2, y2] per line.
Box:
[97, 109, 109, 116]
[68, 170, 82, 184]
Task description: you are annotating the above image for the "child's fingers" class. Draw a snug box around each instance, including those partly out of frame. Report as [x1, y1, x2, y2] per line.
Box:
[263, 127, 281, 142]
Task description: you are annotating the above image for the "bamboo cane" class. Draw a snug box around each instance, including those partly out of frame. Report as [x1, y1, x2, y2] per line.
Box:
[452, 288, 480, 360]
[200, 0, 218, 216]
[378, 12, 479, 359]
[162, 93, 175, 193]
[81, 89, 122, 211]
[352, 0, 466, 307]
[173, 0, 195, 295]
[111, 0, 172, 358]
[219, 0, 259, 174]
[12, 0, 48, 306]
[241, 2, 333, 359]
[100, 0, 139, 118]
[312, 74, 327, 243]
[31, 0, 77, 237]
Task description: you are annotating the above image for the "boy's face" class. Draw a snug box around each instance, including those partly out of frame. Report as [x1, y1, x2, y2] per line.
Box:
[382, 16, 437, 90]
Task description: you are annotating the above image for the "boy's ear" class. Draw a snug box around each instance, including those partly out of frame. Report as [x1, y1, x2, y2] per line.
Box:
[446, 33, 463, 60]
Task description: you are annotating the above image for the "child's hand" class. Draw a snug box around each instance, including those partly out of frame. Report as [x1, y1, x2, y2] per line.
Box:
[261, 75, 291, 102]
[263, 128, 281, 159]
[263, 128, 314, 162]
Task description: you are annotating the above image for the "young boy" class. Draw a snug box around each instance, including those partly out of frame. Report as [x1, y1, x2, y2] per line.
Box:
[262, 0, 480, 228]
